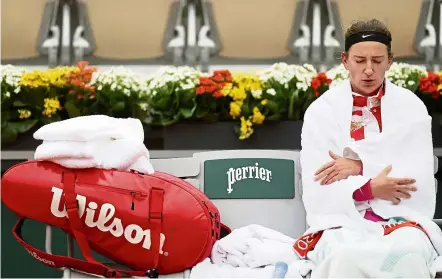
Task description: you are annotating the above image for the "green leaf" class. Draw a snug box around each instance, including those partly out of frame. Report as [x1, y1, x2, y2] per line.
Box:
[152, 91, 173, 110]
[1, 125, 17, 145]
[12, 100, 28, 107]
[180, 106, 196, 119]
[1, 110, 12, 123]
[48, 87, 61, 98]
[241, 103, 251, 117]
[288, 89, 300, 120]
[131, 104, 146, 120]
[160, 115, 180, 126]
[8, 118, 38, 134]
[266, 113, 281, 121]
[20, 87, 46, 108]
[265, 100, 279, 113]
[195, 107, 209, 119]
[40, 114, 61, 125]
[64, 100, 82, 118]
[112, 101, 126, 112]
[302, 93, 316, 116]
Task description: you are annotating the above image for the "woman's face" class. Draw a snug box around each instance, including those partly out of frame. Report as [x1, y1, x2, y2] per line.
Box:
[341, 41, 393, 96]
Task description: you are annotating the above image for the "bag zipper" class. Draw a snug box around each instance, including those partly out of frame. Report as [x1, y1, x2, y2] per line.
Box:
[77, 182, 147, 210]
[130, 191, 141, 210]
[201, 200, 217, 239]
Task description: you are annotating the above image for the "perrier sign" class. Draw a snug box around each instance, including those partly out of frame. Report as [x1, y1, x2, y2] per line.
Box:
[203, 158, 295, 199]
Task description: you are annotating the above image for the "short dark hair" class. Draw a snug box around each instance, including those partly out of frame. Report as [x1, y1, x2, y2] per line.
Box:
[344, 19, 393, 57]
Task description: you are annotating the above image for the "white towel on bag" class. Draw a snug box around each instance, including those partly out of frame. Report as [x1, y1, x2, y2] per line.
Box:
[33, 115, 144, 142]
[33, 115, 154, 174]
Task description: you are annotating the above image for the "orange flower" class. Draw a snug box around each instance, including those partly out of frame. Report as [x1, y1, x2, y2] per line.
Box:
[65, 61, 97, 98]
[195, 69, 233, 98]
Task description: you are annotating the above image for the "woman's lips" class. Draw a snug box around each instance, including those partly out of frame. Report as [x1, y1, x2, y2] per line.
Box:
[362, 80, 375, 84]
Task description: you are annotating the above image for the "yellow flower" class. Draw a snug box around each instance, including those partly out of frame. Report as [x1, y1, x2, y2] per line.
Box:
[18, 109, 31, 119]
[229, 101, 242, 118]
[19, 66, 77, 88]
[230, 86, 247, 102]
[252, 107, 265, 124]
[221, 83, 233, 96]
[438, 83, 442, 92]
[233, 73, 262, 91]
[42, 97, 61, 117]
[249, 80, 262, 92]
[224, 72, 263, 102]
[239, 116, 254, 140]
[261, 99, 268, 105]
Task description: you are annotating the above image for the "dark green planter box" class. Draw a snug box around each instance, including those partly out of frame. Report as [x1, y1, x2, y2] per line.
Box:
[432, 114, 442, 148]
[162, 118, 442, 149]
[162, 121, 304, 150]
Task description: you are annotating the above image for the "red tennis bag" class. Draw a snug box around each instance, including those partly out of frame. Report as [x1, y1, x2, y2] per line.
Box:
[1, 160, 225, 278]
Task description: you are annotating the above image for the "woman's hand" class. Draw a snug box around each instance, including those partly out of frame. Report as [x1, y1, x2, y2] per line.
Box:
[370, 165, 416, 204]
[314, 151, 362, 185]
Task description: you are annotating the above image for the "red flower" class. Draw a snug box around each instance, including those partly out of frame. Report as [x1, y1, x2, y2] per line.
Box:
[196, 69, 233, 98]
[196, 86, 206, 95]
[311, 79, 321, 90]
[316, 72, 332, 84]
[214, 70, 230, 76]
[213, 91, 223, 98]
[207, 85, 217, 93]
[310, 72, 332, 97]
[199, 77, 212, 86]
[419, 72, 441, 99]
[215, 83, 224, 90]
[213, 74, 224, 82]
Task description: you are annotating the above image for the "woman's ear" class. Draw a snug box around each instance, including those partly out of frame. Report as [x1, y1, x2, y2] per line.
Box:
[386, 53, 394, 71]
[388, 54, 394, 66]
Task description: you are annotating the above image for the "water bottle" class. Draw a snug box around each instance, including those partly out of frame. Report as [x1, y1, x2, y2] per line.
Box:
[272, 261, 288, 278]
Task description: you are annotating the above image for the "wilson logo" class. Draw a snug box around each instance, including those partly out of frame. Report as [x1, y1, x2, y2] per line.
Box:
[50, 186, 166, 253]
[26, 248, 56, 266]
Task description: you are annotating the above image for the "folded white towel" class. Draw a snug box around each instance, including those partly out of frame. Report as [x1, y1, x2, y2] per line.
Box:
[127, 153, 155, 174]
[243, 238, 299, 268]
[211, 224, 297, 268]
[189, 258, 311, 278]
[34, 139, 154, 174]
[431, 256, 442, 274]
[190, 258, 274, 278]
[35, 139, 145, 164]
[50, 154, 155, 174]
[33, 115, 144, 142]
